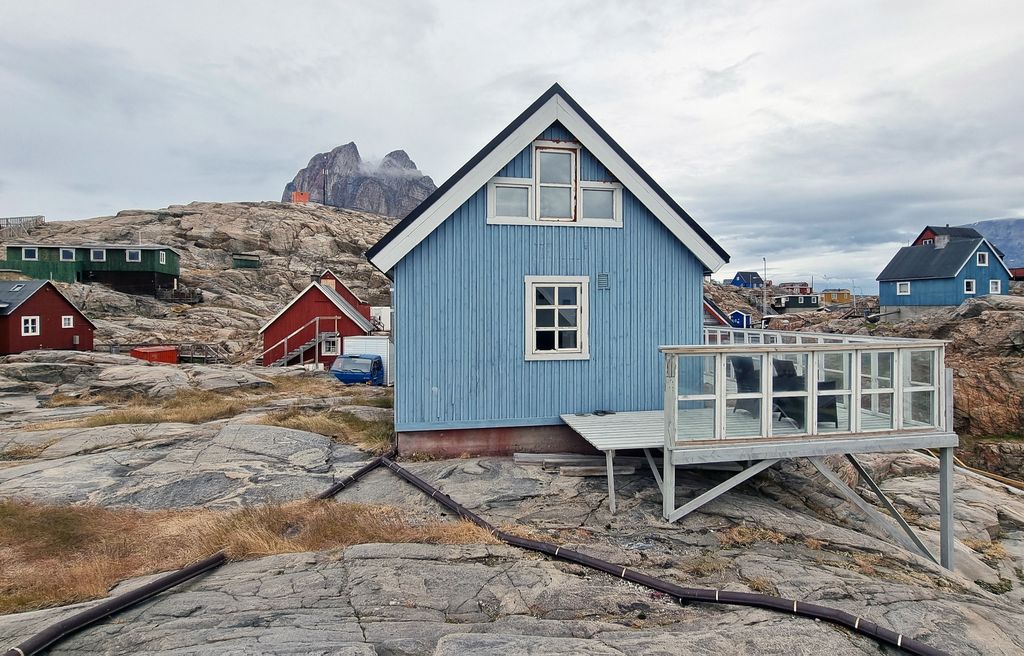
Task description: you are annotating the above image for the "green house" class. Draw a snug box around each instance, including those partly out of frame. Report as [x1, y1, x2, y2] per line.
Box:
[4, 243, 180, 296]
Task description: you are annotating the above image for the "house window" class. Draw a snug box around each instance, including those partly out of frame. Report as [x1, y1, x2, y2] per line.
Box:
[321, 336, 339, 356]
[60, 248, 75, 261]
[126, 249, 142, 263]
[922, 238, 933, 245]
[90, 249, 106, 262]
[22, 247, 38, 261]
[11, 284, 24, 292]
[976, 251, 988, 267]
[524, 275, 589, 361]
[989, 279, 1001, 294]
[159, 251, 167, 265]
[536, 147, 576, 222]
[797, 297, 804, 304]
[964, 279, 976, 294]
[21, 316, 40, 336]
[896, 281, 911, 296]
[490, 182, 532, 219]
[62, 315, 74, 328]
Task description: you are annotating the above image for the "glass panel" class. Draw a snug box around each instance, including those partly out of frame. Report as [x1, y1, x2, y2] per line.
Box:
[535, 287, 555, 306]
[774, 396, 808, 434]
[772, 354, 807, 392]
[557, 308, 576, 327]
[817, 394, 851, 433]
[557, 286, 577, 306]
[535, 309, 555, 328]
[540, 187, 572, 218]
[678, 355, 715, 396]
[860, 351, 894, 390]
[904, 350, 935, 387]
[860, 392, 894, 430]
[904, 390, 936, 427]
[557, 330, 578, 350]
[535, 331, 555, 351]
[677, 399, 715, 441]
[818, 352, 851, 391]
[538, 151, 572, 184]
[582, 188, 614, 219]
[727, 354, 762, 395]
[495, 186, 529, 217]
[727, 403, 763, 438]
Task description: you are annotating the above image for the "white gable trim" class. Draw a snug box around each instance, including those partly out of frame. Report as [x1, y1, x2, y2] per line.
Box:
[258, 282, 374, 334]
[369, 95, 727, 274]
[953, 239, 1013, 279]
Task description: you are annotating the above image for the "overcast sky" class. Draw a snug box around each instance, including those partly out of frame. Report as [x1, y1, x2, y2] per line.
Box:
[2, 1, 1022, 290]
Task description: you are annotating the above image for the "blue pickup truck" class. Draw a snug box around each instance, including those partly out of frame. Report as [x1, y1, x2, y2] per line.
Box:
[329, 354, 385, 386]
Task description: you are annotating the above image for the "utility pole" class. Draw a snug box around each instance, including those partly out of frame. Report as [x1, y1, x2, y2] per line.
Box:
[322, 165, 328, 205]
[762, 257, 768, 317]
[851, 279, 858, 313]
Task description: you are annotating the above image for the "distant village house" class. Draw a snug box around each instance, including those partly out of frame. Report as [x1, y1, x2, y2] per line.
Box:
[5, 243, 180, 296]
[770, 293, 820, 313]
[777, 281, 812, 294]
[729, 271, 764, 288]
[0, 280, 94, 355]
[820, 288, 852, 304]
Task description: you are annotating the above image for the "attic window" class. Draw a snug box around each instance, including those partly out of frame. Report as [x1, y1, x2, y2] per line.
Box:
[536, 147, 575, 221]
[11, 284, 25, 292]
[922, 238, 933, 245]
[976, 252, 988, 267]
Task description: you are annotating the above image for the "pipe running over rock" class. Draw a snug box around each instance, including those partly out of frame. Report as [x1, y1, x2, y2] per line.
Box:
[6, 451, 952, 656]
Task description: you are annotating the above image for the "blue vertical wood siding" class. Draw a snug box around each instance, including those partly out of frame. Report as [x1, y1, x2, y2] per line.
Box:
[879, 242, 1010, 306]
[496, 122, 617, 182]
[393, 186, 705, 431]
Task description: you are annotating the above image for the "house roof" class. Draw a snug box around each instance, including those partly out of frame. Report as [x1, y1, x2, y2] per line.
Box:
[258, 281, 374, 334]
[915, 225, 1005, 257]
[733, 271, 763, 282]
[0, 279, 96, 327]
[366, 83, 729, 274]
[7, 242, 181, 255]
[702, 295, 729, 325]
[877, 238, 1012, 281]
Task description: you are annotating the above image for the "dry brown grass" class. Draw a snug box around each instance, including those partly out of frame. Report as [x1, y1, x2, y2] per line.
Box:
[0, 442, 53, 461]
[717, 525, 788, 548]
[803, 537, 825, 551]
[681, 553, 729, 578]
[964, 538, 1009, 564]
[746, 576, 778, 595]
[259, 407, 393, 454]
[853, 553, 881, 576]
[0, 498, 494, 614]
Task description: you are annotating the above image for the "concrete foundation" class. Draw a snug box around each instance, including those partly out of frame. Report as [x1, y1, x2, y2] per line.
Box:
[879, 305, 950, 321]
[397, 424, 597, 458]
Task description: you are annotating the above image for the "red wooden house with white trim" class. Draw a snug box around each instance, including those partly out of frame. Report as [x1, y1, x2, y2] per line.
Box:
[258, 271, 374, 367]
[0, 280, 95, 355]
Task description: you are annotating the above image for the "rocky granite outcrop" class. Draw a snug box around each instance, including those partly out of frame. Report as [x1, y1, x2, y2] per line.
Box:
[282, 143, 436, 218]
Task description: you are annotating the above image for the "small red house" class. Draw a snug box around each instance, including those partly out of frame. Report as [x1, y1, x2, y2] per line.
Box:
[0, 280, 95, 355]
[258, 270, 374, 367]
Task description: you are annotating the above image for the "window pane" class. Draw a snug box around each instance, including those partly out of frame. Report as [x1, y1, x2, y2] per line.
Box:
[540, 187, 571, 218]
[678, 355, 715, 396]
[727, 355, 762, 395]
[538, 151, 572, 184]
[904, 350, 935, 387]
[535, 308, 555, 328]
[817, 394, 851, 433]
[557, 308, 577, 327]
[558, 330, 578, 349]
[535, 287, 555, 306]
[557, 286, 577, 306]
[860, 392, 894, 430]
[819, 352, 851, 391]
[495, 186, 528, 217]
[536, 330, 555, 351]
[582, 189, 614, 219]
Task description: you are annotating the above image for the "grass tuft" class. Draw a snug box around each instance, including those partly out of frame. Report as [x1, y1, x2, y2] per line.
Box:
[717, 525, 787, 548]
[258, 407, 393, 454]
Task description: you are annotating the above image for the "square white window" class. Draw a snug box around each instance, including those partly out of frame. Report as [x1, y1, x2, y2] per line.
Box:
[159, 251, 167, 265]
[964, 279, 976, 294]
[90, 249, 106, 262]
[126, 249, 142, 263]
[581, 188, 615, 220]
[62, 315, 74, 328]
[989, 279, 1001, 294]
[976, 252, 988, 266]
[60, 248, 75, 261]
[535, 148, 576, 222]
[321, 337, 339, 356]
[896, 282, 911, 296]
[21, 316, 40, 336]
[495, 185, 530, 218]
[22, 247, 38, 261]
[525, 276, 589, 361]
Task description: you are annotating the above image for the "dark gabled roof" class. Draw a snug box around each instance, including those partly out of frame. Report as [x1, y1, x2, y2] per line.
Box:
[733, 271, 763, 282]
[702, 295, 729, 325]
[924, 225, 983, 239]
[877, 239, 983, 281]
[366, 83, 729, 271]
[0, 279, 96, 327]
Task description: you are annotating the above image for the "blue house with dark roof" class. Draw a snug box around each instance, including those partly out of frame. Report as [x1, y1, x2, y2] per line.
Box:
[877, 227, 1011, 319]
[367, 84, 729, 454]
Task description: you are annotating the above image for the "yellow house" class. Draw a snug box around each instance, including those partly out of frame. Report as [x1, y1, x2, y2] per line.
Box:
[820, 288, 852, 304]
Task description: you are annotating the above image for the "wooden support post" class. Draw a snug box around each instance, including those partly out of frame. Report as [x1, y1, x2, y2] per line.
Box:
[667, 458, 779, 523]
[644, 448, 663, 492]
[606, 449, 616, 514]
[939, 446, 954, 569]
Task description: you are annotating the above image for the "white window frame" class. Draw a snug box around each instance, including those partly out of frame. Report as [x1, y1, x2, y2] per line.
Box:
[896, 281, 911, 296]
[524, 275, 590, 361]
[321, 336, 339, 356]
[11, 284, 25, 292]
[922, 238, 933, 245]
[126, 249, 142, 263]
[22, 247, 38, 261]
[486, 140, 622, 228]
[976, 251, 988, 267]
[964, 279, 976, 294]
[535, 143, 578, 223]
[21, 316, 40, 336]
[62, 315, 74, 328]
[989, 279, 1001, 294]
[60, 248, 75, 261]
[159, 251, 167, 265]
[90, 248, 106, 262]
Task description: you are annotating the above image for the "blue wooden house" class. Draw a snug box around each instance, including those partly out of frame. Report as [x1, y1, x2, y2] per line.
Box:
[730, 271, 764, 288]
[367, 84, 729, 454]
[877, 227, 1011, 319]
[729, 310, 752, 328]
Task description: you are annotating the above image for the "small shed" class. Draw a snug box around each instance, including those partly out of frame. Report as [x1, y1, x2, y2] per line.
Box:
[231, 253, 261, 269]
[130, 345, 179, 364]
[729, 310, 752, 328]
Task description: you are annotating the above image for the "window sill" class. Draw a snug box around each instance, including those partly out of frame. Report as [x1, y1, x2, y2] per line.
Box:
[525, 351, 590, 361]
[488, 216, 621, 228]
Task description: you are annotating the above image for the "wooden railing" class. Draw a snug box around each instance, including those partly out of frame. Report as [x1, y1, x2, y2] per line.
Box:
[260, 316, 344, 366]
[660, 329, 950, 444]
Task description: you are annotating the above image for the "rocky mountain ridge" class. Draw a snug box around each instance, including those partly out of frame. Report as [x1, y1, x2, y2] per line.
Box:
[962, 217, 1024, 268]
[282, 143, 437, 218]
